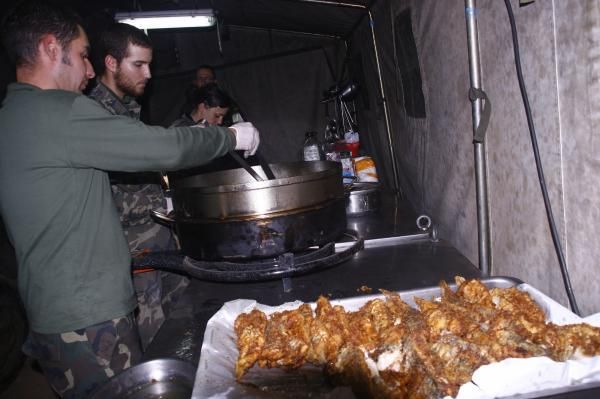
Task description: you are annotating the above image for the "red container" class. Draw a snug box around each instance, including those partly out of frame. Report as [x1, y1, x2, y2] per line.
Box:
[334, 141, 360, 157]
[346, 142, 359, 157]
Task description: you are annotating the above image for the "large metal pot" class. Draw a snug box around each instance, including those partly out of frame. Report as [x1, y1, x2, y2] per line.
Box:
[160, 161, 347, 260]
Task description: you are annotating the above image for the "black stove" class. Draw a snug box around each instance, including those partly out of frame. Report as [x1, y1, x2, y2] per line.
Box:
[132, 230, 363, 282]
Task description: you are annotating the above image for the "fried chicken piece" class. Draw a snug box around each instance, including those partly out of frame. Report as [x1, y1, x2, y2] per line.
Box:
[414, 292, 492, 396]
[258, 303, 314, 370]
[308, 296, 353, 365]
[415, 297, 482, 339]
[330, 346, 397, 399]
[487, 326, 550, 360]
[415, 334, 491, 397]
[234, 309, 268, 379]
[349, 298, 395, 348]
[490, 286, 546, 323]
[453, 277, 495, 308]
[551, 323, 600, 360]
[309, 296, 388, 367]
[375, 304, 439, 399]
[329, 344, 434, 399]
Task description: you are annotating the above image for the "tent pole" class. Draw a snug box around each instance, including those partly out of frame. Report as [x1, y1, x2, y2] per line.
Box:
[368, 10, 402, 196]
[465, 0, 492, 275]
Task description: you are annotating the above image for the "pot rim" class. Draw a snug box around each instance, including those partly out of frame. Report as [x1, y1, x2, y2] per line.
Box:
[171, 161, 341, 194]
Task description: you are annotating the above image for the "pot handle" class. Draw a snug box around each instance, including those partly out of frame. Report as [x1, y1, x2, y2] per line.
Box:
[151, 209, 176, 225]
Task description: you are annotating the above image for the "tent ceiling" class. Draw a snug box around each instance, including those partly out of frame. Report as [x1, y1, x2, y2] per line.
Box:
[61, 0, 373, 39]
[212, 0, 369, 38]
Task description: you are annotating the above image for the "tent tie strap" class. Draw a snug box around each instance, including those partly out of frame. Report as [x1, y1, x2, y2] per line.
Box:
[469, 87, 491, 144]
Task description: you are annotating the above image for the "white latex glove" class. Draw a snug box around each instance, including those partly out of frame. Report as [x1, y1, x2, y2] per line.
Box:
[230, 122, 260, 157]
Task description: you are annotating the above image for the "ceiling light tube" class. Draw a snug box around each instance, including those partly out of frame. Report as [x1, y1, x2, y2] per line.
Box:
[115, 10, 216, 30]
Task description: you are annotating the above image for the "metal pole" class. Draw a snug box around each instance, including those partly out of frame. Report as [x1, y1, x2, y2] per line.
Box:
[464, 0, 491, 275]
[368, 10, 402, 196]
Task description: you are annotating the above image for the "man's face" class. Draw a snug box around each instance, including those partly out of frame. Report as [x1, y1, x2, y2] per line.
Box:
[114, 43, 152, 97]
[56, 26, 95, 93]
[200, 104, 228, 126]
[194, 68, 215, 88]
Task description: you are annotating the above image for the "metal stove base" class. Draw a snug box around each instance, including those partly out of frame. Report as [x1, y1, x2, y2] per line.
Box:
[132, 230, 363, 282]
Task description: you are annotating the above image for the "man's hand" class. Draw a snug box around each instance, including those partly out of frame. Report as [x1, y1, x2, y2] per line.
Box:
[230, 122, 260, 157]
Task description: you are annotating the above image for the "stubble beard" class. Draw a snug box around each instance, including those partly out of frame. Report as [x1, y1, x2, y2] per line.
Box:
[114, 68, 145, 98]
[60, 50, 87, 93]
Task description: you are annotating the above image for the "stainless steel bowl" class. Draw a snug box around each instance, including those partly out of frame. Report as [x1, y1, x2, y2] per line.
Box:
[88, 358, 195, 399]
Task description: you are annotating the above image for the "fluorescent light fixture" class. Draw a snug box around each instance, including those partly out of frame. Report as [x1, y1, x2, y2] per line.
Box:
[115, 9, 216, 30]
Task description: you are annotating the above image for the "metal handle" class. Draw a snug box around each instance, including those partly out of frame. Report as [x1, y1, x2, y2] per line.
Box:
[255, 151, 276, 180]
[151, 209, 176, 224]
[228, 150, 264, 182]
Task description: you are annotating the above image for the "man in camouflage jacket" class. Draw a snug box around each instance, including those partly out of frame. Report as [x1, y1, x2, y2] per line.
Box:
[88, 23, 188, 350]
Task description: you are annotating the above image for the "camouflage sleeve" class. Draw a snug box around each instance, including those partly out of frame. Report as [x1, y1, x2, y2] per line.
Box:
[112, 183, 176, 253]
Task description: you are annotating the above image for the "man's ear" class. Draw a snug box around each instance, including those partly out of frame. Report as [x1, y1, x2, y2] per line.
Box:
[104, 54, 118, 73]
[39, 34, 60, 63]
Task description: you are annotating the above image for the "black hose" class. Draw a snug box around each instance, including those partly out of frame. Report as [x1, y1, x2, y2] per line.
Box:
[503, 0, 580, 315]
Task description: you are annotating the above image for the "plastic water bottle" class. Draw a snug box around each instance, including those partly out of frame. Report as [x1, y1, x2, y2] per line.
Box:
[303, 131, 321, 161]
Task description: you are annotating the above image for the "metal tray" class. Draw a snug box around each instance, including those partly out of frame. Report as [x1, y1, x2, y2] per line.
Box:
[192, 276, 600, 399]
[89, 358, 195, 399]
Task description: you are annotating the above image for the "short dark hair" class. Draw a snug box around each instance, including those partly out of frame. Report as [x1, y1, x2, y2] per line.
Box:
[95, 23, 152, 75]
[184, 82, 231, 114]
[195, 64, 215, 76]
[1, 1, 82, 67]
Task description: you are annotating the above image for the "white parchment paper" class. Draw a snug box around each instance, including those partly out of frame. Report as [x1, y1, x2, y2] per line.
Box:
[193, 284, 600, 399]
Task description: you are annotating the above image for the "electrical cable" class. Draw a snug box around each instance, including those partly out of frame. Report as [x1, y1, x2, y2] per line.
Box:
[503, 0, 580, 315]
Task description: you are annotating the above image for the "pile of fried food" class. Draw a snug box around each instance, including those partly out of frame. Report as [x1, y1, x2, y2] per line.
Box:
[234, 277, 600, 398]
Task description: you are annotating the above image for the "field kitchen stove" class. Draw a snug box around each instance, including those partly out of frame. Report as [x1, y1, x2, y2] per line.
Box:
[132, 230, 363, 282]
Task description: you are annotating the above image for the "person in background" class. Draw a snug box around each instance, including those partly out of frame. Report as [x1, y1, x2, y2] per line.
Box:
[87, 22, 186, 352]
[191, 64, 244, 126]
[173, 83, 258, 176]
[193, 64, 217, 88]
[171, 82, 231, 127]
[0, 2, 259, 397]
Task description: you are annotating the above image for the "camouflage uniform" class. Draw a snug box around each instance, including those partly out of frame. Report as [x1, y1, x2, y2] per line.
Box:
[88, 81, 189, 350]
[22, 314, 142, 398]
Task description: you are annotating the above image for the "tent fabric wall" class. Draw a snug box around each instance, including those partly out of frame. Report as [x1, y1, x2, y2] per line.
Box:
[477, 0, 568, 307]
[556, 0, 600, 315]
[143, 27, 345, 163]
[354, 0, 599, 315]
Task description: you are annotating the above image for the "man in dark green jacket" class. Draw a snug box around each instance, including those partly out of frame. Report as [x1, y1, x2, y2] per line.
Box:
[0, 2, 259, 398]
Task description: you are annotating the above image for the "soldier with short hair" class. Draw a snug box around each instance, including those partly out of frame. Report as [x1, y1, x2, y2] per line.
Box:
[88, 22, 184, 351]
